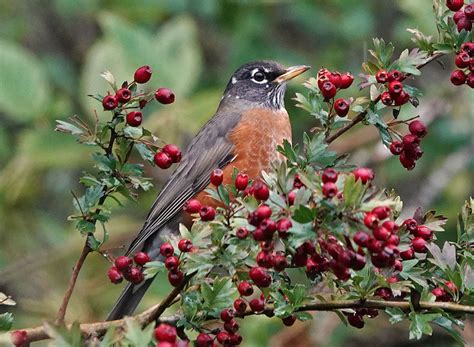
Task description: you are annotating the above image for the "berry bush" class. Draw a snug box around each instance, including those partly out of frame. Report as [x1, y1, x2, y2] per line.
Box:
[3, 1, 473, 346]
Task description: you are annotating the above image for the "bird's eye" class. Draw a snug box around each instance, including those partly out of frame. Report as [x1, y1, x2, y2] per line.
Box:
[251, 70, 267, 84]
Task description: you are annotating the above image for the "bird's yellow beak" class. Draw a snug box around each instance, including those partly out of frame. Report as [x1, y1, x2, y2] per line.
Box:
[274, 65, 311, 83]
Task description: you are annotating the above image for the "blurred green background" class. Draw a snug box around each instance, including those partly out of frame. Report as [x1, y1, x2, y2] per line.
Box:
[0, 0, 473, 346]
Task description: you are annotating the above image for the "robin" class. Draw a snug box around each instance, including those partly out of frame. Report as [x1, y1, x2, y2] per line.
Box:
[107, 60, 310, 320]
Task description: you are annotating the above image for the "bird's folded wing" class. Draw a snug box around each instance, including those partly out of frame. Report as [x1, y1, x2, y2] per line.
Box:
[126, 110, 241, 255]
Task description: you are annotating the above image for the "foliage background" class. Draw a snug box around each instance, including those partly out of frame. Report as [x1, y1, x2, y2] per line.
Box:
[0, 0, 472, 346]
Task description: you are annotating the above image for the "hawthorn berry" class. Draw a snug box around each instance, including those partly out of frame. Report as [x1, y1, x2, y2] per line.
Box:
[327, 72, 342, 88]
[178, 239, 193, 252]
[445, 281, 457, 292]
[238, 281, 254, 296]
[388, 80, 403, 96]
[347, 314, 365, 329]
[393, 91, 410, 106]
[199, 206, 216, 221]
[373, 226, 390, 241]
[236, 226, 249, 239]
[403, 218, 418, 232]
[366, 238, 383, 253]
[334, 98, 350, 117]
[155, 88, 175, 104]
[235, 172, 249, 190]
[375, 287, 393, 300]
[382, 220, 399, 233]
[155, 324, 176, 343]
[276, 218, 292, 239]
[134, 252, 150, 266]
[249, 298, 265, 312]
[217, 331, 231, 345]
[162, 144, 182, 163]
[224, 319, 239, 334]
[387, 234, 400, 246]
[183, 199, 202, 214]
[465, 4, 474, 20]
[322, 168, 338, 183]
[126, 111, 143, 127]
[134, 65, 152, 83]
[115, 256, 132, 272]
[220, 308, 235, 322]
[432, 286, 447, 301]
[408, 120, 428, 138]
[233, 298, 247, 313]
[340, 72, 354, 88]
[411, 237, 428, 253]
[454, 10, 466, 23]
[102, 94, 118, 110]
[376, 70, 388, 83]
[154, 152, 173, 169]
[450, 69, 466, 85]
[164, 256, 179, 271]
[372, 206, 390, 220]
[467, 72, 474, 88]
[116, 87, 132, 103]
[11, 330, 28, 347]
[393, 259, 403, 272]
[415, 225, 433, 240]
[400, 247, 415, 260]
[353, 167, 374, 184]
[364, 213, 379, 229]
[353, 231, 370, 247]
[399, 151, 416, 170]
[107, 266, 123, 284]
[381, 91, 393, 106]
[282, 315, 296, 326]
[388, 70, 403, 82]
[389, 140, 404, 155]
[457, 16, 473, 32]
[287, 190, 296, 205]
[160, 243, 174, 257]
[252, 181, 270, 201]
[168, 270, 184, 286]
[230, 334, 243, 345]
[455, 51, 471, 68]
[249, 266, 271, 287]
[126, 267, 144, 284]
[273, 254, 288, 272]
[260, 219, 276, 238]
[446, 0, 464, 11]
[196, 333, 213, 347]
[256, 251, 274, 268]
[210, 169, 224, 186]
[256, 204, 272, 220]
[320, 81, 337, 99]
[322, 182, 338, 198]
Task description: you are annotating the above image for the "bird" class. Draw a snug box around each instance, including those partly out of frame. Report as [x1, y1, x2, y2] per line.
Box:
[107, 60, 310, 320]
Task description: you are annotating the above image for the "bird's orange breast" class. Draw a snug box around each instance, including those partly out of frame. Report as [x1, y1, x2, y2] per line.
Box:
[194, 107, 291, 207]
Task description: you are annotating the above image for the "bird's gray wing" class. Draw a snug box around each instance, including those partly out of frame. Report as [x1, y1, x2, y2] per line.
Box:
[125, 107, 241, 255]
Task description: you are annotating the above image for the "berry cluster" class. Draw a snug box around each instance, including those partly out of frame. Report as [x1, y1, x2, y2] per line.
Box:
[402, 218, 434, 256]
[375, 69, 410, 107]
[389, 119, 428, 170]
[344, 308, 379, 329]
[446, 0, 474, 32]
[107, 252, 151, 285]
[451, 42, 474, 88]
[154, 143, 182, 169]
[432, 281, 458, 302]
[160, 238, 194, 287]
[154, 323, 181, 346]
[196, 308, 243, 346]
[317, 68, 354, 116]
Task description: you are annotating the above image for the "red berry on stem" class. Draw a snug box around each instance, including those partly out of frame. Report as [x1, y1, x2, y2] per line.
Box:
[282, 315, 297, 326]
[400, 247, 415, 260]
[415, 225, 433, 240]
[249, 266, 271, 287]
[273, 254, 288, 272]
[154, 152, 173, 169]
[199, 206, 216, 221]
[253, 181, 270, 201]
[168, 271, 184, 286]
[217, 331, 231, 345]
[354, 231, 370, 247]
[445, 281, 457, 292]
[287, 190, 296, 205]
[376, 70, 388, 83]
[353, 167, 374, 184]
[233, 298, 247, 313]
[411, 237, 427, 253]
[388, 81, 403, 96]
[454, 10, 466, 23]
[432, 287, 447, 300]
[388, 70, 403, 81]
[183, 199, 202, 214]
[277, 218, 292, 239]
[364, 213, 379, 229]
[399, 151, 416, 170]
[347, 314, 365, 329]
[102, 94, 118, 110]
[256, 204, 272, 220]
[455, 52, 471, 68]
[155, 324, 176, 343]
[456, 17, 473, 32]
[236, 226, 249, 239]
[155, 88, 175, 104]
[327, 72, 342, 88]
[322, 168, 338, 183]
[403, 218, 418, 232]
[465, 5, 474, 20]
[389, 140, 404, 155]
[210, 168, 224, 186]
[224, 319, 239, 333]
[402, 134, 420, 146]
[381, 91, 393, 106]
[373, 226, 390, 241]
[339, 72, 354, 89]
[446, 0, 464, 11]
[450, 69, 466, 85]
[162, 144, 181, 163]
[372, 206, 390, 220]
[116, 88, 132, 103]
[409, 120, 428, 138]
[249, 298, 265, 312]
[126, 111, 143, 127]
[178, 239, 193, 252]
[134, 65, 152, 83]
[115, 256, 132, 272]
[126, 267, 144, 284]
[160, 243, 174, 257]
[238, 281, 254, 296]
[220, 308, 235, 322]
[467, 72, 474, 88]
[196, 333, 213, 347]
[334, 98, 350, 117]
[235, 172, 249, 190]
[134, 252, 150, 266]
[164, 256, 180, 271]
[107, 266, 123, 284]
[320, 81, 337, 99]
[322, 182, 338, 198]
[393, 91, 410, 106]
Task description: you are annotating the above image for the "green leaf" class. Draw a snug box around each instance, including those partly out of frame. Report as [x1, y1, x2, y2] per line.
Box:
[385, 307, 405, 324]
[99, 325, 118, 347]
[292, 205, 316, 223]
[0, 313, 13, 331]
[76, 220, 96, 234]
[369, 38, 395, 68]
[55, 120, 85, 136]
[201, 278, 236, 314]
[143, 261, 165, 280]
[92, 153, 117, 172]
[343, 174, 366, 208]
[135, 143, 155, 162]
[217, 185, 230, 206]
[426, 242, 457, 271]
[295, 311, 313, 321]
[43, 322, 83, 347]
[0, 40, 51, 121]
[123, 318, 154, 346]
[288, 222, 315, 248]
[408, 312, 441, 340]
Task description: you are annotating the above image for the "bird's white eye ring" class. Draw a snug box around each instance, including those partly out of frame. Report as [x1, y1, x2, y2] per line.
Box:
[251, 69, 268, 84]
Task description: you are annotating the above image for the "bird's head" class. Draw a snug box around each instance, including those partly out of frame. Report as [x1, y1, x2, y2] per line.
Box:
[222, 61, 310, 109]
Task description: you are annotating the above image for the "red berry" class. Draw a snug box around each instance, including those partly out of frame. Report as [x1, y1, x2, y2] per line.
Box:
[199, 206, 216, 221]
[387, 234, 400, 246]
[11, 330, 28, 347]
[116, 88, 132, 103]
[317, 74, 330, 89]
[382, 221, 399, 233]
[388, 70, 403, 82]
[334, 98, 350, 117]
[220, 308, 235, 322]
[256, 204, 272, 220]
[457, 16, 473, 32]
[373, 226, 390, 241]
[249, 298, 265, 312]
[376, 70, 388, 83]
[409, 120, 428, 138]
[256, 251, 274, 268]
[327, 72, 342, 88]
[134, 252, 150, 266]
[432, 286, 447, 300]
[249, 266, 271, 287]
[235, 172, 249, 190]
[273, 254, 288, 272]
[162, 144, 182, 163]
[455, 52, 471, 68]
[168, 270, 184, 286]
[454, 10, 466, 23]
[389, 140, 404, 155]
[445, 281, 457, 292]
[236, 226, 249, 239]
[402, 134, 420, 146]
[196, 333, 213, 347]
[364, 213, 379, 229]
[372, 206, 390, 220]
[102, 94, 118, 110]
[375, 287, 393, 300]
[339, 72, 354, 89]
[233, 298, 247, 313]
[253, 181, 270, 201]
[183, 199, 202, 214]
[351, 253, 366, 270]
[294, 174, 305, 190]
[217, 331, 231, 345]
[154, 152, 173, 169]
[411, 237, 427, 253]
[260, 219, 276, 238]
[393, 91, 410, 106]
[465, 5, 474, 20]
[160, 243, 174, 257]
[115, 256, 132, 272]
[446, 0, 464, 11]
[287, 190, 296, 206]
[107, 266, 123, 284]
[400, 247, 415, 260]
[347, 314, 365, 329]
[126, 267, 144, 284]
[467, 72, 474, 88]
[354, 231, 370, 247]
[223, 319, 239, 334]
[322, 168, 338, 183]
[282, 315, 296, 326]
[415, 225, 433, 240]
[154, 324, 176, 343]
[210, 168, 224, 186]
[277, 218, 292, 239]
[126, 111, 143, 127]
[164, 256, 180, 271]
[353, 167, 374, 184]
[399, 151, 416, 170]
[320, 81, 337, 99]
[461, 42, 474, 56]
[178, 239, 193, 252]
[393, 259, 403, 272]
[403, 218, 418, 233]
[388, 80, 403, 96]
[381, 91, 393, 106]
[238, 281, 254, 296]
[134, 65, 152, 83]
[450, 69, 466, 85]
[322, 182, 338, 198]
[155, 88, 175, 104]
[318, 68, 330, 78]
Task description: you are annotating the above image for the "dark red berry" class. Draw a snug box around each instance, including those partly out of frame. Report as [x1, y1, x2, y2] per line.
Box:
[353, 167, 374, 184]
[224, 319, 239, 334]
[403, 218, 418, 233]
[178, 239, 193, 252]
[233, 298, 247, 313]
[387, 234, 400, 246]
[253, 181, 270, 201]
[235, 172, 249, 190]
[446, 0, 464, 11]
[450, 69, 466, 85]
[388, 70, 403, 82]
[432, 286, 447, 300]
[287, 190, 296, 205]
[102, 94, 118, 110]
[334, 98, 350, 117]
[155, 88, 175, 104]
[255, 204, 272, 220]
[400, 247, 415, 260]
[168, 270, 184, 286]
[382, 221, 399, 233]
[402, 134, 420, 146]
[372, 206, 390, 220]
[220, 308, 235, 322]
[409, 120, 428, 138]
[116, 88, 132, 103]
[389, 140, 404, 155]
[154, 324, 176, 343]
[364, 213, 379, 229]
[327, 72, 342, 88]
[154, 152, 172, 169]
[411, 237, 427, 253]
[238, 281, 254, 296]
[115, 256, 132, 272]
[134, 252, 150, 266]
[159, 243, 174, 258]
[404, 143, 424, 160]
[199, 206, 216, 221]
[373, 226, 390, 241]
[183, 199, 202, 214]
[134, 65, 152, 83]
[465, 5, 474, 20]
[256, 251, 274, 268]
[126, 111, 142, 127]
[367, 238, 383, 253]
[273, 254, 288, 272]
[236, 226, 249, 239]
[339, 72, 354, 89]
[210, 169, 224, 186]
[467, 72, 474, 88]
[322, 182, 338, 198]
[162, 144, 182, 163]
[348, 314, 365, 329]
[375, 287, 393, 300]
[354, 231, 370, 247]
[461, 42, 474, 56]
[107, 266, 123, 284]
[11, 331, 28, 347]
[381, 91, 393, 106]
[277, 218, 292, 239]
[320, 81, 337, 99]
[164, 256, 180, 271]
[249, 266, 271, 287]
[415, 225, 433, 240]
[457, 16, 473, 32]
[322, 168, 338, 183]
[229, 333, 242, 345]
[216, 331, 231, 345]
[399, 151, 416, 170]
[282, 315, 297, 326]
[393, 259, 403, 272]
[455, 52, 471, 68]
[388, 81, 403, 96]
[249, 298, 265, 312]
[454, 10, 466, 23]
[196, 333, 213, 347]
[393, 91, 410, 106]
[376, 70, 388, 83]
[126, 267, 144, 284]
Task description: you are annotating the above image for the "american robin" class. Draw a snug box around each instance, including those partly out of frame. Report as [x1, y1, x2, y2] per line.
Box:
[107, 60, 309, 320]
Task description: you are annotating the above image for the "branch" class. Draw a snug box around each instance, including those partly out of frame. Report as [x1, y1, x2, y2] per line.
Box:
[326, 52, 444, 144]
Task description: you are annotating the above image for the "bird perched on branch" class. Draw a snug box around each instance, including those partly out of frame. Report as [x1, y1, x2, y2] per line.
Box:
[107, 60, 310, 320]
